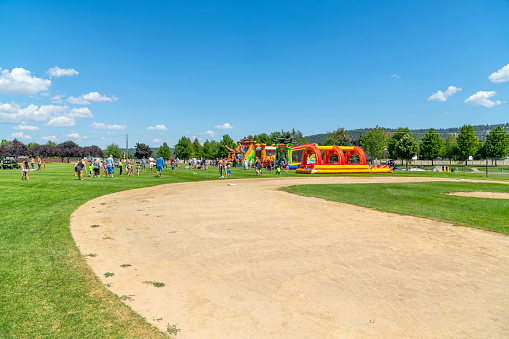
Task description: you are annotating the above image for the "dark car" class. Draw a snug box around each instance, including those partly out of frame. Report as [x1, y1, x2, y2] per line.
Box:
[2, 154, 21, 169]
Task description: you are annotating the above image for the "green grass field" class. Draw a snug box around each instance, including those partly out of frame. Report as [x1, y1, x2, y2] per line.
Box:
[1, 163, 508, 337]
[282, 181, 509, 234]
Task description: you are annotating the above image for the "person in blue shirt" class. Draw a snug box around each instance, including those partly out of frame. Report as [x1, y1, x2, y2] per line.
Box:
[106, 154, 115, 178]
[156, 156, 164, 178]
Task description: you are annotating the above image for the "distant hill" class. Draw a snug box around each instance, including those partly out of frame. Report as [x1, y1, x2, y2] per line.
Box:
[305, 123, 509, 144]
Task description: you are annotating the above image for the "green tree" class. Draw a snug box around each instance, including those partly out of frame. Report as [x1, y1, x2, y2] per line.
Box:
[388, 128, 419, 169]
[157, 142, 172, 160]
[1, 139, 9, 147]
[104, 143, 122, 159]
[173, 136, 193, 161]
[253, 133, 270, 145]
[200, 140, 213, 159]
[480, 126, 509, 158]
[218, 134, 235, 158]
[27, 142, 37, 149]
[269, 131, 282, 144]
[323, 128, 352, 146]
[45, 140, 57, 147]
[360, 125, 388, 159]
[444, 135, 459, 160]
[192, 138, 202, 157]
[388, 128, 410, 159]
[456, 125, 480, 160]
[134, 143, 153, 159]
[420, 128, 444, 165]
[208, 140, 220, 159]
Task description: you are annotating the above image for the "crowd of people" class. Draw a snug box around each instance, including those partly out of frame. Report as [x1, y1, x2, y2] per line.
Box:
[185, 156, 290, 179]
[70, 154, 291, 181]
[73, 154, 180, 180]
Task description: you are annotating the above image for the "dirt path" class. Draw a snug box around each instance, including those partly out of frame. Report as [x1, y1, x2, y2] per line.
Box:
[70, 176, 509, 338]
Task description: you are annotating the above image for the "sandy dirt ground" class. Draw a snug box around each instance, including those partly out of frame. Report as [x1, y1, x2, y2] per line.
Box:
[70, 176, 509, 338]
[448, 191, 509, 199]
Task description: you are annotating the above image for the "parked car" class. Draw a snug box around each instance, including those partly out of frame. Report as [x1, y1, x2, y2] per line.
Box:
[2, 154, 21, 169]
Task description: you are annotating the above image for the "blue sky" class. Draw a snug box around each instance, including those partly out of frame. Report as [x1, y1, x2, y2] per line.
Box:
[1, 0, 508, 148]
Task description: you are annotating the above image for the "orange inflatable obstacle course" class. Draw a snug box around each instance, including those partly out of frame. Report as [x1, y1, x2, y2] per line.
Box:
[295, 144, 392, 174]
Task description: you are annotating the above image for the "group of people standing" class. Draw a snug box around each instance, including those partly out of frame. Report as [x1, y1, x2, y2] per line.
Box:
[73, 155, 179, 180]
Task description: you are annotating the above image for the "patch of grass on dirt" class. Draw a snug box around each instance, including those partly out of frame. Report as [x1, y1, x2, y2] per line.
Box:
[143, 281, 165, 288]
[282, 181, 509, 234]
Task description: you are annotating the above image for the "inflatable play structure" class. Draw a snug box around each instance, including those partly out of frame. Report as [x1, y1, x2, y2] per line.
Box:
[226, 137, 276, 168]
[295, 144, 392, 174]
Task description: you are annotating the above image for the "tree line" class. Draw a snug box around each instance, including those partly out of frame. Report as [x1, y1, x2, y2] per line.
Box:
[3, 124, 508, 163]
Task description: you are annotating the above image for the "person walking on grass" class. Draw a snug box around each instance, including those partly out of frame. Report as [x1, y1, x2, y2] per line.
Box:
[171, 158, 176, 174]
[119, 158, 123, 176]
[106, 154, 114, 178]
[22, 161, 30, 181]
[37, 156, 41, 170]
[142, 156, 146, 172]
[155, 155, 164, 178]
[255, 158, 262, 176]
[219, 158, 224, 178]
[93, 158, 101, 178]
[75, 159, 85, 180]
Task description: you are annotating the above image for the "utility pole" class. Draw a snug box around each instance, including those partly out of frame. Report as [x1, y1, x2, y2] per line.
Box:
[126, 134, 129, 159]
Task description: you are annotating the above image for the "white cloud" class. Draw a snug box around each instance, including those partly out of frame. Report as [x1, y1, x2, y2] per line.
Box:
[67, 91, 118, 105]
[46, 116, 75, 127]
[489, 64, 509, 83]
[0, 103, 67, 122]
[201, 130, 217, 138]
[0, 101, 20, 114]
[147, 124, 168, 130]
[41, 135, 58, 142]
[215, 123, 234, 129]
[153, 138, 162, 143]
[90, 122, 127, 130]
[67, 133, 81, 139]
[0, 67, 51, 96]
[14, 124, 39, 131]
[464, 91, 502, 108]
[390, 74, 400, 79]
[185, 131, 191, 134]
[11, 132, 32, 140]
[47, 66, 79, 78]
[428, 86, 462, 102]
[51, 94, 64, 103]
[67, 107, 93, 118]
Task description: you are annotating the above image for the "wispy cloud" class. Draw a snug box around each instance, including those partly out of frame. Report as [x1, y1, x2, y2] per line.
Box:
[428, 86, 462, 102]
[47, 66, 79, 78]
[215, 123, 233, 129]
[147, 124, 168, 130]
[11, 132, 32, 140]
[464, 91, 502, 107]
[489, 64, 509, 83]
[67, 92, 118, 105]
[14, 124, 39, 131]
[90, 122, 127, 130]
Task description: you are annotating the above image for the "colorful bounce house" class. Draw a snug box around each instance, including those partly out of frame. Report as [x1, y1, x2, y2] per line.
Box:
[294, 144, 392, 174]
[226, 137, 276, 168]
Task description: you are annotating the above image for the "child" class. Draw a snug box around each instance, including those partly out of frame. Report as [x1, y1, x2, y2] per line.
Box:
[171, 159, 176, 174]
[22, 161, 30, 181]
[136, 163, 140, 176]
[88, 163, 93, 178]
[226, 164, 231, 178]
[276, 166, 281, 176]
[129, 162, 134, 176]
